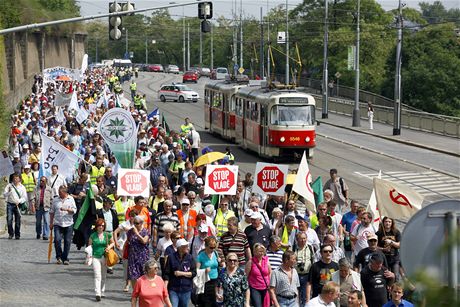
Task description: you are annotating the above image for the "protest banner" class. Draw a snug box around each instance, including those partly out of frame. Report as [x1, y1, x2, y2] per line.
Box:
[204, 165, 239, 195]
[252, 162, 288, 196]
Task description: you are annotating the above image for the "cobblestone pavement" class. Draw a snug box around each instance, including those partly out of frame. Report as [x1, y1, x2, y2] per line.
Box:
[0, 214, 132, 306]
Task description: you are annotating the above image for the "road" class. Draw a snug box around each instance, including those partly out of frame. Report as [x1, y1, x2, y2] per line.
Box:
[0, 72, 458, 306]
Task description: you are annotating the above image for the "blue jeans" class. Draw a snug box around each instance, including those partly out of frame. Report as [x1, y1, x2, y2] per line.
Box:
[54, 225, 73, 261]
[7, 203, 21, 238]
[250, 287, 268, 307]
[170, 290, 191, 307]
[278, 296, 297, 307]
[35, 209, 50, 238]
[298, 273, 309, 306]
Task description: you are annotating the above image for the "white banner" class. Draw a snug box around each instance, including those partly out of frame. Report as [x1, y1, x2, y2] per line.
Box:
[76, 107, 89, 124]
[54, 91, 73, 107]
[55, 107, 66, 123]
[40, 133, 81, 178]
[292, 151, 316, 212]
[373, 178, 424, 221]
[68, 91, 79, 112]
[0, 154, 14, 177]
[366, 170, 382, 230]
[43, 66, 81, 84]
[117, 168, 150, 198]
[252, 162, 288, 196]
[204, 165, 239, 195]
[81, 54, 88, 74]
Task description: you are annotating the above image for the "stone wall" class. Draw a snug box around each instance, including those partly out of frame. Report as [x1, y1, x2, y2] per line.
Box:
[1, 31, 86, 110]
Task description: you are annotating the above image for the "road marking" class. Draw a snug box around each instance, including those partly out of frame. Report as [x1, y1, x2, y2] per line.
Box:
[355, 171, 460, 197]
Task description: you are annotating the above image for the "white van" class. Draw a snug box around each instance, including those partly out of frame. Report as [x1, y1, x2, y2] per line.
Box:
[215, 67, 228, 80]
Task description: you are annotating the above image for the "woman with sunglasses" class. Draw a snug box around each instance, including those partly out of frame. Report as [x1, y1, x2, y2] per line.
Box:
[131, 259, 172, 307]
[216, 253, 250, 307]
[88, 218, 115, 302]
[196, 236, 221, 306]
[245, 243, 272, 307]
[127, 216, 150, 289]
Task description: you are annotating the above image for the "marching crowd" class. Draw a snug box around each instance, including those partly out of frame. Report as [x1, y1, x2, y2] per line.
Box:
[3, 66, 418, 307]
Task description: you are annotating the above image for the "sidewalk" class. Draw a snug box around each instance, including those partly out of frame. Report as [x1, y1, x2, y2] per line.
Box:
[316, 110, 460, 157]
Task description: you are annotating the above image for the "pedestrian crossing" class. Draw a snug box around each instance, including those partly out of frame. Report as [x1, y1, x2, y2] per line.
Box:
[355, 170, 460, 198]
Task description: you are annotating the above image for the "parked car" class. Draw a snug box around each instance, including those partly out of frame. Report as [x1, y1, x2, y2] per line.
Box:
[158, 83, 199, 103]
[148, 64, 164, 72]
[183, 71, 198, 83]
[200, 67, 211, 77]
[165, 64, 180, 74]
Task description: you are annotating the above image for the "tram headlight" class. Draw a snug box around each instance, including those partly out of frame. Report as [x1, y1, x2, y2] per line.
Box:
[280, 137, 285, 143]
[305, 137, 310, 143]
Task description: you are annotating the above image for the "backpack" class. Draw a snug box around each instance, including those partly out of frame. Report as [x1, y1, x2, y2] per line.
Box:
[339, 177, 347, 198]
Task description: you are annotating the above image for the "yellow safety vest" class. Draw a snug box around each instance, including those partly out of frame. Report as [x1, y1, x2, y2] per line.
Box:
[114, 199, 135, 223]
[90, 165, 105, 184]
[130, 83, 137, 91]
[214, 209, 235, 237]
[21, 173, 36, 193]
[180, 123, 193, 134]
[134, 96, 141, 106]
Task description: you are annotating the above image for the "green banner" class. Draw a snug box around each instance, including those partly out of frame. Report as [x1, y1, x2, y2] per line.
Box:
[98, 108, 137, 168]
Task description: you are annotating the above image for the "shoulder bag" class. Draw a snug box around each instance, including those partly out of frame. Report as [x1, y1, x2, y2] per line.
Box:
[12, 185, 28, 211]
[104, 232, 119, 267]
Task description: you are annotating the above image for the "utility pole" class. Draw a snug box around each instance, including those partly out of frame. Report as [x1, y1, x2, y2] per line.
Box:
[260, 7, 265, 78]
[233, 0, 238, 74]
[267, 0, 270, 79]
[145, 38, 148, 64]
[182, 9, 186, 72]
[125, 28, 128, 56]
[352, 0, 361, 127]
[285, 0, 289, 85]
[211, 23, 214, 69]
[240, 0, 243, 69]
[187, 23, 190, 70]
[393, 0, 403, 135]
[199, 27, 203, 66]
[322, 0, 329, 119]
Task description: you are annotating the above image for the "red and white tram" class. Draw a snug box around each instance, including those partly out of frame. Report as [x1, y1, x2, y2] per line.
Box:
[205, 81, 316, 159]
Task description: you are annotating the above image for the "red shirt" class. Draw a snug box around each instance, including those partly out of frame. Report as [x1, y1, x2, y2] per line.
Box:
[132, 275, 168, 307]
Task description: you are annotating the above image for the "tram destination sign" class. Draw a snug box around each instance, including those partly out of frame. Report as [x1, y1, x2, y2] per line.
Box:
[279, 97, 308, 104]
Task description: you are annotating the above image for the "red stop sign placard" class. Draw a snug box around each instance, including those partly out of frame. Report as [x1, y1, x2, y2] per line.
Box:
[207, 166, 236, 193]
[120, 171, 148, 194]
[257, 166, 284, 193]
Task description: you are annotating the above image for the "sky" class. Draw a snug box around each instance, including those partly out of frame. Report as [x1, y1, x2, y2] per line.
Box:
[77, 0, 459, 20]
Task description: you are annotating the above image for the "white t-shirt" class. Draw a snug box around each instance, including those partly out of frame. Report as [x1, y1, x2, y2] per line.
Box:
[117, 220, 134, 249]
[351, 224, 375, 256]
[157, 237, 173, 257]
[306, 295, 336, 307]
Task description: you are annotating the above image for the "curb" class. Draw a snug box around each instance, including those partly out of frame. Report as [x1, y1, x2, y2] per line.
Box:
[316, 132, 460, 179]
[317, 120, 460, 158]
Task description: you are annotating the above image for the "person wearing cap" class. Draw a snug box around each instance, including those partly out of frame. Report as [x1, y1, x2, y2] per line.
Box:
[190, 223, 209, 261]
[354, 233, 388, 272]
[238, 209, 252, 232]
[177, 198, 197, 241]
[11, 152, 22, 176]
[360, 253, 395, 307]
[245, 210, 272, 252]
[331, 258, 366, 307]
[20, 143, 30, 168]
[163, 238, 196, 307]
[21, 163, 36, 214]
[215, 197, 236, 237]
[219, 216, 252, 268]
[294, 215, 320, 252]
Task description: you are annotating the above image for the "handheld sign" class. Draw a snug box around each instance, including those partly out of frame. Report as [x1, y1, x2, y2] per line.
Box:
[204, 165, 238, 195]
[117, 169, 150, 198]
[253, 162, 288, 196]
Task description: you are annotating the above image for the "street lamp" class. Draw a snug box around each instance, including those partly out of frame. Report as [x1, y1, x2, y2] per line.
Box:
[352, 0, 361, 127]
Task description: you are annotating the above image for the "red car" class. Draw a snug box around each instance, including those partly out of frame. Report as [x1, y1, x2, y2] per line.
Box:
[183, 71, 198, 83]
[148, 64, 164, 72]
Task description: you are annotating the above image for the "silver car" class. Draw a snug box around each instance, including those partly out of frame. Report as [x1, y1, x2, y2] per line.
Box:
[158, 83, 199, 103]
[166, 64, 180, 74]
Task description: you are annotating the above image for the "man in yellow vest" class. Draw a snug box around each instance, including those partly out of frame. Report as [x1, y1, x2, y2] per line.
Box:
[180, 117, 194, 134]
[21, 164, 36, 214]
[133, 94, 142, 111]
[130, 80, 137, 100]
[214, 197, 235, 237]
[114, 195, 135, 223]
[90, 157, 105, 185]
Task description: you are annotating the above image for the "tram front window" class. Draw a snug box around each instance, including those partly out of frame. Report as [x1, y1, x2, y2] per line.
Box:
[270, 105, 315, 126]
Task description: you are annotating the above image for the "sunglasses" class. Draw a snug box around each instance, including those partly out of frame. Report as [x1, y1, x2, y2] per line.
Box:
[220, 203, 228, 206]
[182, 203, 190, 206]
[134, 222, 142, 225]
[322, 250, 333, 253]
[96, 224, 105, 227]
[251, 206, 259, 209]
[227, 259, 238, 263]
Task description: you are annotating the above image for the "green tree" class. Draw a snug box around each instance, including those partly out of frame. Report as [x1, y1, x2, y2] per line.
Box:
[419, 1, 460, 26]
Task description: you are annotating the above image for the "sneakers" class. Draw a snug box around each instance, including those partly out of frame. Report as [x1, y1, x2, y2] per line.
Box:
[8, 236, 13, 240]
[56, 258, 62, 264]
[63, 260, 70, 265]
[15, 237, 20, 240]
[37, 235, 41, 239]
[43, 237, 48, 240]
[95, 296, 101, 302]
[107, 268, 113, 274]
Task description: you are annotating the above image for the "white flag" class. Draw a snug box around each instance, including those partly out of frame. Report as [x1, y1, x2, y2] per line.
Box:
[76, 107, 89, 124]
[81, 54, 88, 74]
[68, 91, 79, 112]
[292, 151, 316, 212]
[55, 107, 66, 123]
[40, 133, 81, 179]
[96, 95, 105, 108]
[373, 177, 424, 221]
[367, 171, 382, 230]
[54, 91, 72, 107]
[0, 155, 14, 177]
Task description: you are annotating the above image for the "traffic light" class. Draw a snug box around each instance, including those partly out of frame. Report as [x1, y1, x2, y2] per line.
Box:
[198, 2, 213, 19]
[201, 20, 211, 33]
[109, 2, 122, 40]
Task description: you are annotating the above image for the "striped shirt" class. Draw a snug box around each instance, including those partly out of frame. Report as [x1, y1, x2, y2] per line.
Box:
[154, 212, 180, 240]
[267, 249, 284, 270]
[218, 230, 250, 265]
